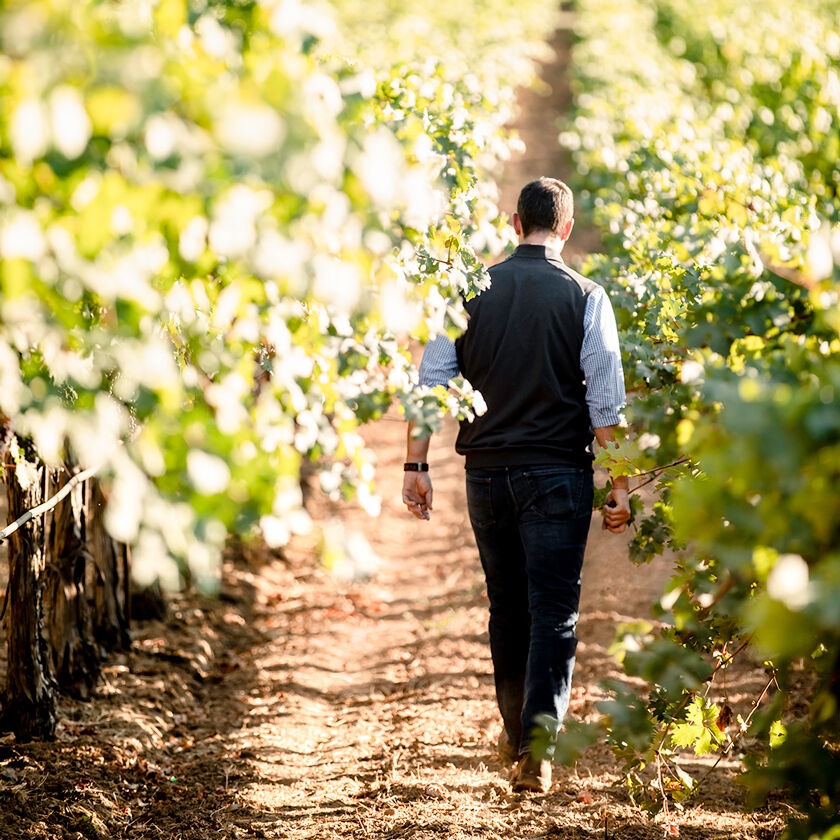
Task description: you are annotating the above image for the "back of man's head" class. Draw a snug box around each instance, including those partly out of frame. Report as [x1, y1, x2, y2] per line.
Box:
[516, 177, 574, 238]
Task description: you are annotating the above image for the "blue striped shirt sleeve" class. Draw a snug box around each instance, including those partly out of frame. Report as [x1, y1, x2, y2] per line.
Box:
[418, 334, 460, 387]
[581, 286, 626, 427]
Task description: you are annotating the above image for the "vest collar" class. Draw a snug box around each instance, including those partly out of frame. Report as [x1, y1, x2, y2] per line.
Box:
[512, 243, 566, 262]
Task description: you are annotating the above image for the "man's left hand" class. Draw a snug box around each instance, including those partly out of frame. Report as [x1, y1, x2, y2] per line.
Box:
[402, 472, 433, 521]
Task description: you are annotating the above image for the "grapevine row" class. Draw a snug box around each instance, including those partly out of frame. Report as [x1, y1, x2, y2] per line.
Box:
[0, 0, 558, 736]
[563, 1, 840, 836]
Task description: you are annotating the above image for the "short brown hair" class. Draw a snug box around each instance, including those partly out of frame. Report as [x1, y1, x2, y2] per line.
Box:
[516, 177, 574, 238]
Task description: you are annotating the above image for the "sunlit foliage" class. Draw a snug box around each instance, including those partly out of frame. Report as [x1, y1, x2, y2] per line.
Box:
[566, 1, 840, 835]
[0, 0, 556, 588]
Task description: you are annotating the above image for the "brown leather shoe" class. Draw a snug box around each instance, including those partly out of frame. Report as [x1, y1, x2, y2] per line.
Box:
[512, 753, 551, 793]
[497, 727, 518, 764]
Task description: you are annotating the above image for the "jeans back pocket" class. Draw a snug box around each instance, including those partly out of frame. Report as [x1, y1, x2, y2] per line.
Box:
[521, 468, 587, 520]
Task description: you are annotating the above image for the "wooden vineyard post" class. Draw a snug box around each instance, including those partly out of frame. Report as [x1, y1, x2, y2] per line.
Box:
[1, 443, 58, 740]
[0, 433, 134, 734]
[43, 466, 100, 698]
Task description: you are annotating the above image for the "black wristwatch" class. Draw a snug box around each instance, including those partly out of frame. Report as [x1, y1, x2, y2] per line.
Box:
[403, 462, 429, 472]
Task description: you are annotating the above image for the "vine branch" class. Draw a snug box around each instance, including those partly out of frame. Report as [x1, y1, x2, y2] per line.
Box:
[0, 464, 99, 544]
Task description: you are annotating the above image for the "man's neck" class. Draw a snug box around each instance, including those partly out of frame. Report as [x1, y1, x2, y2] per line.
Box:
[519, 232, 566, 254]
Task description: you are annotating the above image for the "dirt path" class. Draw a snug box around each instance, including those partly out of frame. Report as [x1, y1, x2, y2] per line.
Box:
[229, 416, 675, 840]
[496, 25, 602, 262]
[209, 416, 778, 840]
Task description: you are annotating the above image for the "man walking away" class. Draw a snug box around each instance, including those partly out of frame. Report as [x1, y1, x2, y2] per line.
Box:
[401, 177, 631, 793]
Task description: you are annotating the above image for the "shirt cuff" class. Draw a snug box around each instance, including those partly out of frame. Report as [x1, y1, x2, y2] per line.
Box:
[589, 407, 625, 428]
[417, 373, 452, 388]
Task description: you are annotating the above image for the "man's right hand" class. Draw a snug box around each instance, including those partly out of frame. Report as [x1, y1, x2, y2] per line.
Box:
[402, 472, 433, 521]
[602, 486, 631, 533]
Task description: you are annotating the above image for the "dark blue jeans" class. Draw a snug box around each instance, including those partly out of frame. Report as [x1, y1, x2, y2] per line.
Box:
[466, 465, 593, 757]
